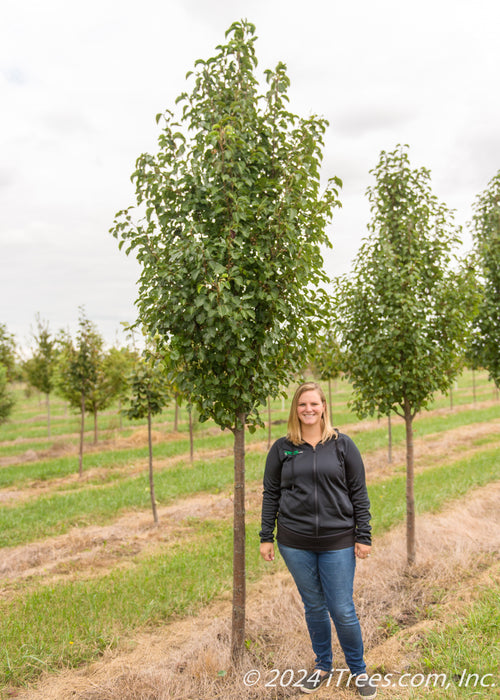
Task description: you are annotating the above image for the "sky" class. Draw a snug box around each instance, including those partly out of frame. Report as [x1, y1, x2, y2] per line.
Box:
[1, 0, 499, 353]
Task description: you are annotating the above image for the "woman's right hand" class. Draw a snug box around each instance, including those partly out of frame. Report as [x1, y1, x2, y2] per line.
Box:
[260, 542, 275, 561]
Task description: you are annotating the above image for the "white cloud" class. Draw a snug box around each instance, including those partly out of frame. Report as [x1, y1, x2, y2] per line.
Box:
[1, 0, 499, 348]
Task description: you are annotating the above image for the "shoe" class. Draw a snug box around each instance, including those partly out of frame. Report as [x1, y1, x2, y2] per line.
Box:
[300, 668, 332, 694]
[354, 673, 377, 698]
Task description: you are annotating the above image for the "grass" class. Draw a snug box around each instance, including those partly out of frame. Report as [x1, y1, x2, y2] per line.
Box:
[0, 369, 499, 692]
[1, 454, 499, 686]
[413, 582, 500, 698]
[2, 518, 257, 686]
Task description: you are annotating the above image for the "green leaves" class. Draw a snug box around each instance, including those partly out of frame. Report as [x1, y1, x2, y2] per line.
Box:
[111, 20, 340, 431]
[336, 145, 474, 419]
[469, 169, 500, 387]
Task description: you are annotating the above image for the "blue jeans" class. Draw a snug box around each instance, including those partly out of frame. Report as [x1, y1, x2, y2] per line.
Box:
[278, 543, 366, 675]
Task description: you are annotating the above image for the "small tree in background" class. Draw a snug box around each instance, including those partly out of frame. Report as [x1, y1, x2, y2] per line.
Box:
[0, 324, 17, 383]
[111, 20, 341, 662]
[105, 345, 140, 429]
[336, 145, 476, 566]
[311, 328, 343, 419]
[56, 310, 103, 476]
[0, 364, 15, 425]
[469, 170, 500, 389]
[24, 315, 58, 437]
[123, 353, 170, 523]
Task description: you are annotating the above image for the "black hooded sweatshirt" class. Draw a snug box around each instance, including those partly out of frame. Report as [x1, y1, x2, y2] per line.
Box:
[259, 433, 372, 550]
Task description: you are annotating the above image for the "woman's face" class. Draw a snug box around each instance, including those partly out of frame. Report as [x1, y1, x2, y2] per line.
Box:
[296, 389, 325, 429]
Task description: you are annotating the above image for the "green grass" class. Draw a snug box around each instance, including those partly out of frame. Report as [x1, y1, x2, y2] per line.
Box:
[1, 518, 266, 686]
[413, 584, 500, 698]
[0, 449, 499, 686]
[369, 446, 500, 535]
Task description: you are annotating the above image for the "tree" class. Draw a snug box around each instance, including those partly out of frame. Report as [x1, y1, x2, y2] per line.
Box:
[335, 145, 476, 566]
[56, 311, 103, 476]
[0, 324, 17, 382]
[311, 328, 344, 419]
[104, 345, 140, 429]
[111, 20, 341, 663]
[468, 170, 500, 388]
[0, 364, 15, 425]
[24, 315, 58, 437]
[123, 353, 170, 523]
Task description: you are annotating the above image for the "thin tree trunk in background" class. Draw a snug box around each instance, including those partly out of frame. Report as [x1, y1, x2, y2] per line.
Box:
[267, 396, 271, 449]
[93, 410, 98, 444]
[118, 398, 123, 430]
[79, 392, 85, 478]
[148, 408, 158, 524]
[46, 393, 51, 438]
[387, 414, 392, 464]
[472, 369, 476, 404]
[404, 398, 416, 566]
[188, 406, 194, 465]
[449, 386, 453, 410]
[231, 411, 247, 665]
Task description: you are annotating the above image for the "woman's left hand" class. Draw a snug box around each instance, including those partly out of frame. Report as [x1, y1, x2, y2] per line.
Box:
[355, 542, 372, 559]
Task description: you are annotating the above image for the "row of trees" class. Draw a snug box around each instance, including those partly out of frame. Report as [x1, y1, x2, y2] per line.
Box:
[2, 19, 498, 666]
[109, 20, 499, 664]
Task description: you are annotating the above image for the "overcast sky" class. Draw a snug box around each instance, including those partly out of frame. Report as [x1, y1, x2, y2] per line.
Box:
[1, 0, 499, 352]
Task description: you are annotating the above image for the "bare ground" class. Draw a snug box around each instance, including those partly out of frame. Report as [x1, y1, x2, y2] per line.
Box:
[5, 480, 499, 700]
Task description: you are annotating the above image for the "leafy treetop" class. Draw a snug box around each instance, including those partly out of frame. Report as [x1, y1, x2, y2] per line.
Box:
[112, 20, 341, 431]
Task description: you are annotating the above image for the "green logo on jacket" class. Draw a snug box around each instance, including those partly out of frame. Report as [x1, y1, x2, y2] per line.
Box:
[284, 449, 302, 456]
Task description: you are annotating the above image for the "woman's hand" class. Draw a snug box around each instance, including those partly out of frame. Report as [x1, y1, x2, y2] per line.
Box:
[355, 542, 371, 560]
[260, 542, 275, 561]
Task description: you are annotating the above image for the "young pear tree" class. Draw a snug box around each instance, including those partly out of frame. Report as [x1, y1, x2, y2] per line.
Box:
[123, 353, 170, 523]
[24, 315, 58, 437]
[56, 311, 104, 476]
[311, 328, 344, 419]
[0, 324, 17, 383]
[468, 169, 500, 388]
[0, 364, 15, 425]
[335, 145, 476, 566]
[111, 20, 341, 662]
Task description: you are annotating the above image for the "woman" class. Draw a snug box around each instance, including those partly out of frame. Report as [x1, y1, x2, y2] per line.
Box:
[259, 382, 377, 697]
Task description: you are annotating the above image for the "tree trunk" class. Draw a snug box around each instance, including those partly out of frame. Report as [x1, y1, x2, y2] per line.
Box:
[231, 411, 247, 665]
[46, 393, 51, 438]
[79, 392, 85, 478]
[118, 398, 123, 430]
[188, 406, 194, 465]
[472, 369, 476, 405]
[404, 399, 416, 566]
[93, 410, 98, 444]
[387, 414, 392, 464]
[449, 387, 453, 410]
[148, 408, 158, 524]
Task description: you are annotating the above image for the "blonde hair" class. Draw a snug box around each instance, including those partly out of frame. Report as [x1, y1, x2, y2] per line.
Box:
[287, 382, 337, 446]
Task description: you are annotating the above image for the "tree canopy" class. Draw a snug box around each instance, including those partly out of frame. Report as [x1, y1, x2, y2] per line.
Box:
[112, 19, 341, 432]
[469, 169, 500, 388]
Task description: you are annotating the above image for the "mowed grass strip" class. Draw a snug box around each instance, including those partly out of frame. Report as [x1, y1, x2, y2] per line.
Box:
[1, 450, 499, 687]
[1, 413, 500, 549]
[413, 580, 500, 698]
[2, 400, 499, 493]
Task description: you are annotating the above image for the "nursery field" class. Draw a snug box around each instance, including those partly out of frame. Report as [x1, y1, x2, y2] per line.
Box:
[0, 371, 499, 699]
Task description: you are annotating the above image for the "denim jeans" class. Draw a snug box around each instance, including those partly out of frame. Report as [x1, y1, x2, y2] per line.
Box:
[278, 543, 366, 675]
